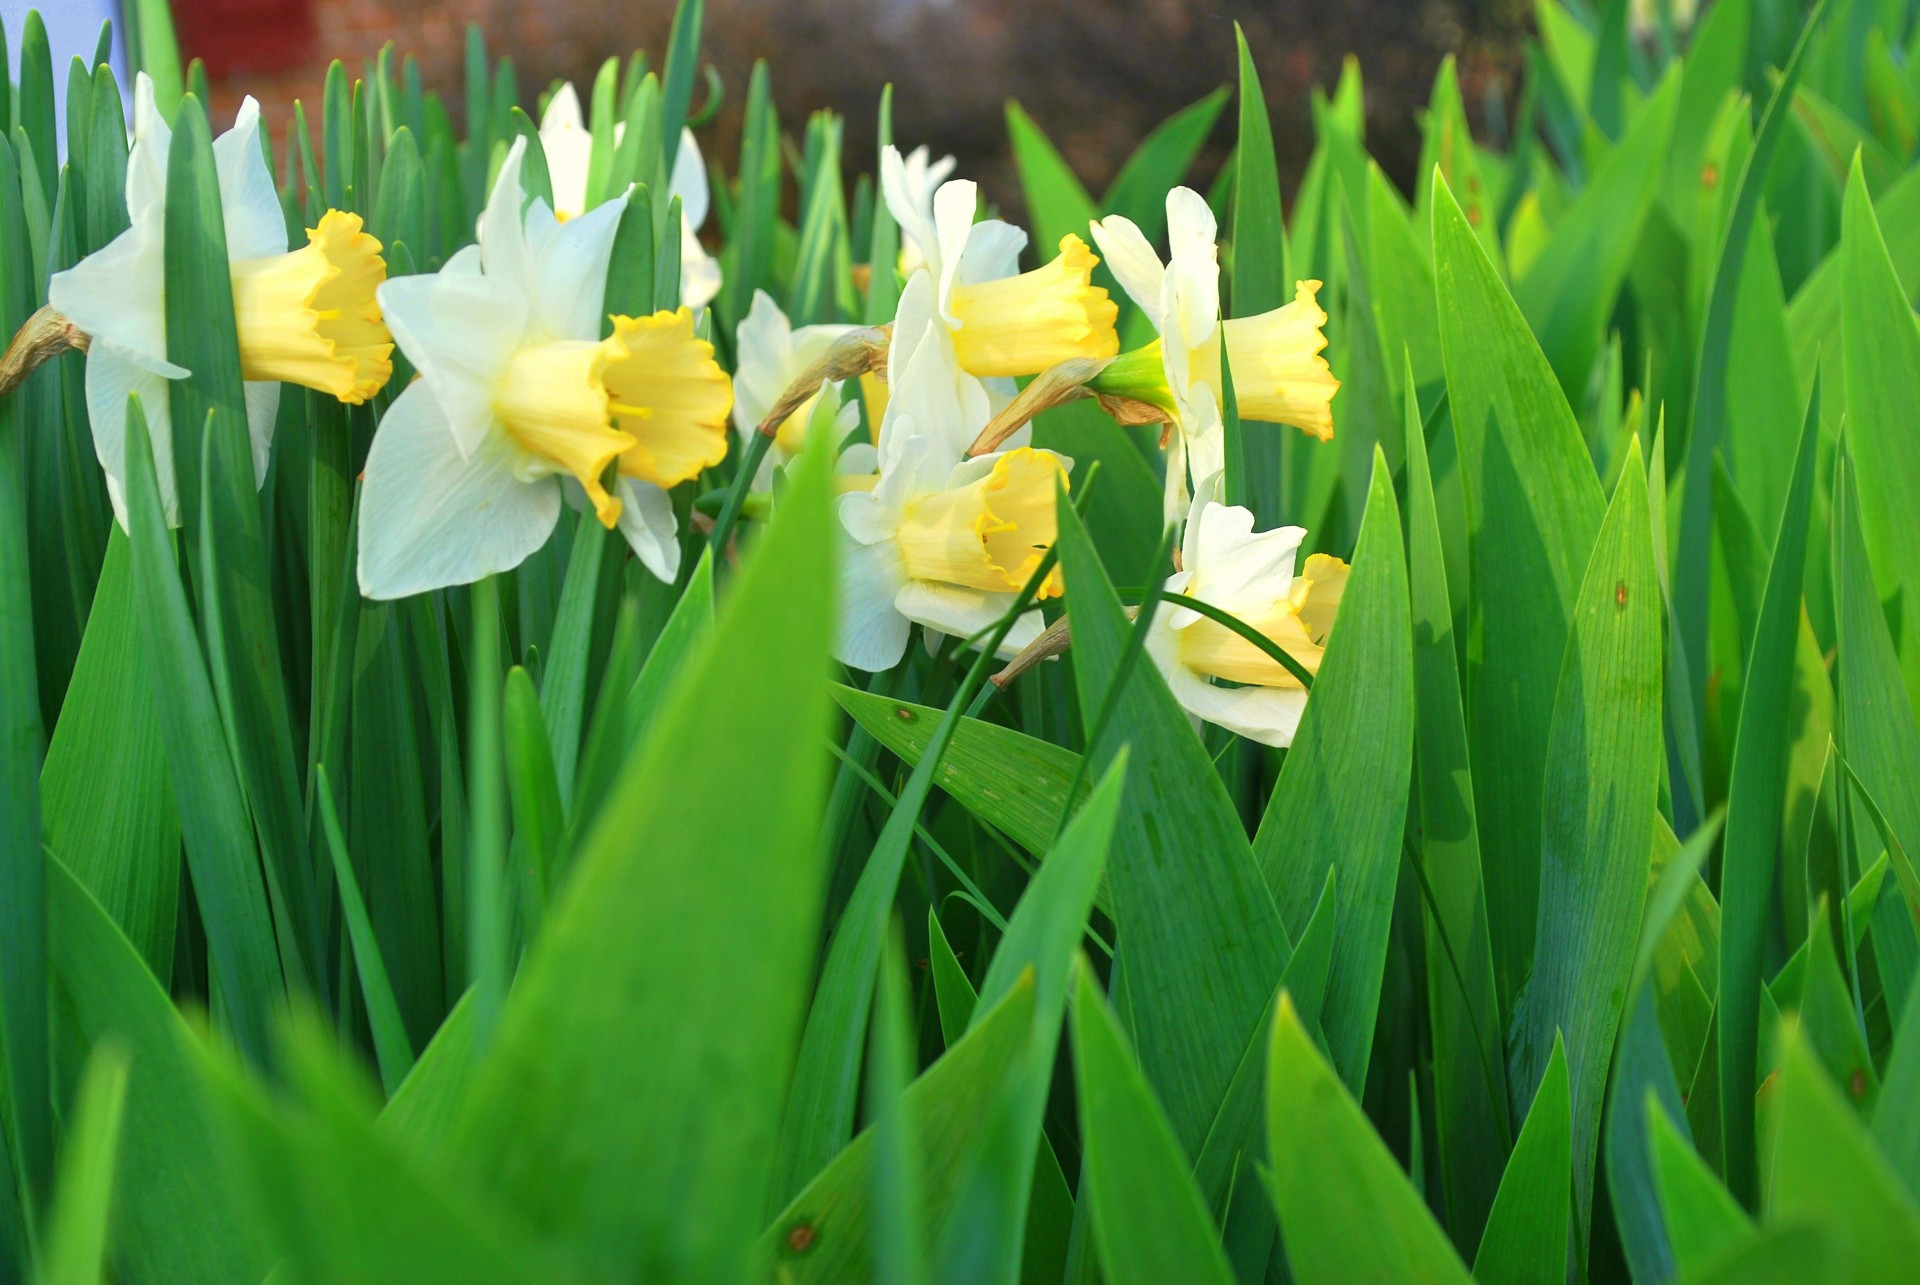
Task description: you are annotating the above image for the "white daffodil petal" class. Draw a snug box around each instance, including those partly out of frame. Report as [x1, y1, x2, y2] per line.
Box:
[953, 218, 1027, 289]
[48, 226, 179, 375]
[836, 488, 896, 547]
[1162, 424, 1190, 529]
[883, 271, 938, 441]
[837, 534, 912, 672]
[541, 82, 585, 133]
[244, 381, 280, 487]
[1167, 658, 1307, 747]
[670, 128, 710, 231]
[441, 244, 484, 276]
[479, 136, 531, 285]
[530, 193, 624, 341]
[679, 225, 723, 309]
[614, 475, 682, 585]
[1188, 501, 1304, 610]
[357, 381, 559, 599]
[932, 178, 979, 321]
[86, 348, 178, 529]
[542, 127, 593, 221]
[731, 290, 794, 431]
[895, 580, 1037, 658]
[836, 439, 879, 477]
[1166, 185, 1221, 347]
[1000, 606, 1046, 657]
[376, 270, 529, 457]
[1181, 381, 1226, 500]
[213, 97, 290, 261]
[126, 73, 171, 218]
[889, 321, 972, 464]
[881, 145, 942, 282]
[1088, 213, 1166, 319]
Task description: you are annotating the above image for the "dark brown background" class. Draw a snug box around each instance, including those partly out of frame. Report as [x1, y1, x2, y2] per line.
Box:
[187, 0, 1534, 215]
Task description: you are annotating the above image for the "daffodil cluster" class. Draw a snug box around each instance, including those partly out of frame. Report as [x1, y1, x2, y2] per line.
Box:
[36, 85, 1345, 747]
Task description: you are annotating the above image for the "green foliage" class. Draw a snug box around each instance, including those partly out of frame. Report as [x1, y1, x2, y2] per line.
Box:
[3, 2, 1918, 1280]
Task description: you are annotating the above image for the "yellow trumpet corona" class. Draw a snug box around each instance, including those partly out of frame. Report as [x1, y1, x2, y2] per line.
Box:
[493, 307, 733, 529]
[895, 446, 1068, 597]
[229, 210, 394, 403]
[1189, 280, 1339, 442]
[496, 339, 637, 528]
[606, 309, 734, 490]
[947, 234, 1119, 379]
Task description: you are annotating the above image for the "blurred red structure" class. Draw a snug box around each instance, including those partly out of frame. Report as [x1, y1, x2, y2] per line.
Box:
[174, 0, 316, 77]
[183, 0, 1526, 227]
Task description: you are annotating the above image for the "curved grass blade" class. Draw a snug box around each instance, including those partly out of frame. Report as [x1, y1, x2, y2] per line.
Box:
[1072, 964, 1237, 1285]
[1266, 993, 1474, 1284]
[1673, 5, 1821, 758]
[122, 396, 283, 1065]
[832, 686, 1086, 857]
[1840, 154, 1920, 713]
[1252, 447, 1413, 1091]
[1403, 353, 1508, 1246]
[444, 418, 838, 1280]
[46, 858, 270, 1280]
[315, 765, 415, 1097]
[1473, 1035, 1570, 1285]
[758, 978, 1037, 1283]
[1508, 439, 1661, 1238]
[772, 509, 1063, 1208]
[1717, 383, 1821, 1206]
[31, 1045, 128, 1285]
[1055, 485, 1289, 1156]
[1432, 164, 1604, 1013]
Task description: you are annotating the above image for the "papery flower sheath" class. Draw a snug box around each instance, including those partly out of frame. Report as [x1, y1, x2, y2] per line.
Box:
[1144, 481, 1348, 747]
[835, 273, 1071, 672]
[357, 136, 730, 600]
[880, 144, 1117, 393]
[1090, 187, 1338, 516]
[47, 74, 385, 527]
[539, 82, 721, 309]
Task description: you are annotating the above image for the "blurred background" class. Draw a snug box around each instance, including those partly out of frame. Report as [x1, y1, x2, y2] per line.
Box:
[6, 0, 1538, 217]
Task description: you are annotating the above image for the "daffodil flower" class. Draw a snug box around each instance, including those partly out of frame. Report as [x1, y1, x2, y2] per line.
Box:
[1144, 482, 1348, 747]
[357, 137, 731, 600]
[539, 82, 721, 309]
[48, 73, 391, 528]
[1090, 187, 1338, 515]
[888, 144, 956, 277]
[836, 274, 1071, 671]
[732, 289, 869, 486]
[880, 144, 1118, 394]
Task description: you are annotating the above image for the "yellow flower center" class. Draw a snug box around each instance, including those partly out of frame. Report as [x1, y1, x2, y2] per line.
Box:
[229, 209, 394, 403]
[896, 447, 1068, 597]
[946, 234, 1119, 379]
[1176, 552, 1348, 688]
[1188, 280, 1339, 441]
[604, 309, 734, 490]
[496, 339, 637, 527]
